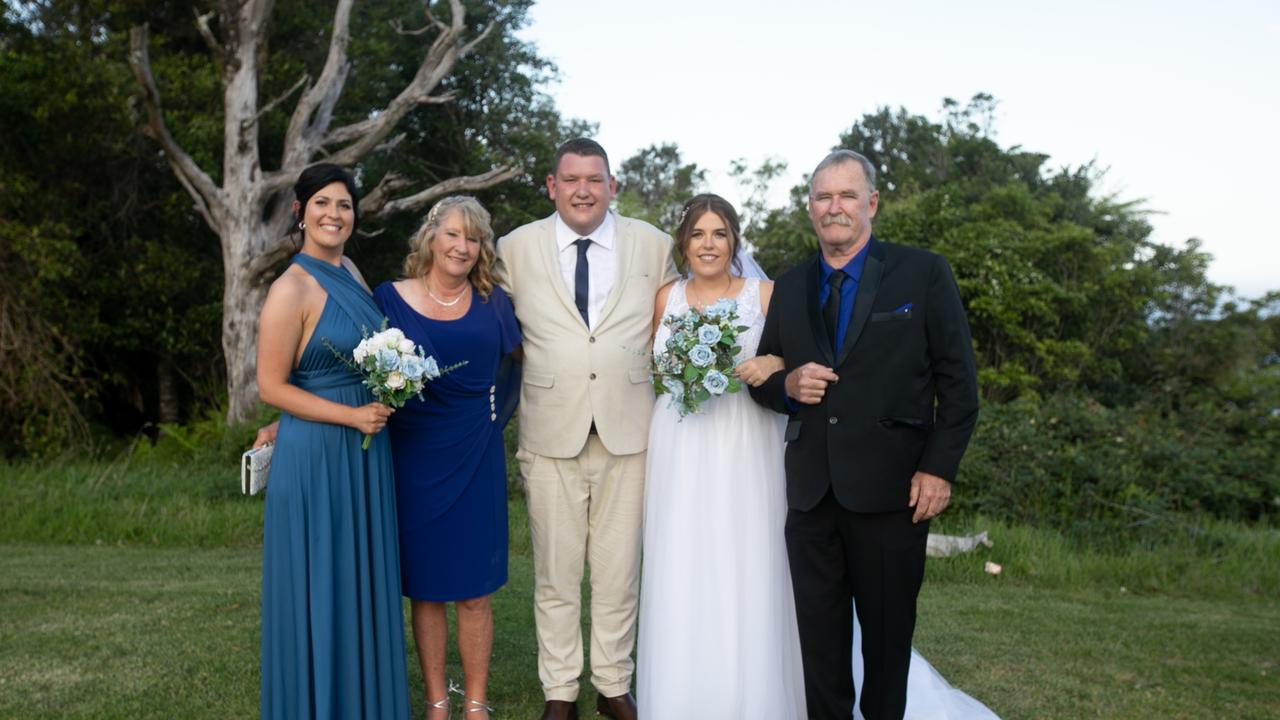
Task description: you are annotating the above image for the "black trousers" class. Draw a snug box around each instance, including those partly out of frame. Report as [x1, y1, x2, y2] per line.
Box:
[785, 489, 930, 720]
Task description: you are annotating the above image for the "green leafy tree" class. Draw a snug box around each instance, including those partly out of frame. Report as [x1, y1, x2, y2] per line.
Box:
[747, 94, 1233, 401]
[0, 1, 577, 449]
[0, 4, 223, 452]
[615, 143, 707, 231]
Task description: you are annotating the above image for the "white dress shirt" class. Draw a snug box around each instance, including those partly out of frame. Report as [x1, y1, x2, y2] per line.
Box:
[555, 211, 617, 329]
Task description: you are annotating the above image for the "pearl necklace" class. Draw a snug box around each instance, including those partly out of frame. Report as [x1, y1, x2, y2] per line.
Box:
[422, 277, 467, 307]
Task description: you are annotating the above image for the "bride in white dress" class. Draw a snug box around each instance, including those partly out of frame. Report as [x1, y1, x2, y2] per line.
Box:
[637, 194, 804, 719]
[637, 194, 1000, 720]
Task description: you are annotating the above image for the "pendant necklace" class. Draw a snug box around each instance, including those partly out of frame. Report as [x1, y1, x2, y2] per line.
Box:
[423, 277, 466, 307]
[692, 275, 733, 309]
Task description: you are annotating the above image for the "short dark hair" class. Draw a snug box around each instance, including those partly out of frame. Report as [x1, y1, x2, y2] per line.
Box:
[293, 163, 361, 236]
[551, 137, 610, 177]
[673, 193, 744, 278]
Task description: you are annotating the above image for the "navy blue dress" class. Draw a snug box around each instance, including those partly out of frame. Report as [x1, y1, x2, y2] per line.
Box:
[261, 254, 410, 719]
[374, 281, 521, 601]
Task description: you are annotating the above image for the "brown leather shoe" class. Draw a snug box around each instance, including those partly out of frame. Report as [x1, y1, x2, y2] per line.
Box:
[540, 699, 579, 720]
[594, 692, 636, 720]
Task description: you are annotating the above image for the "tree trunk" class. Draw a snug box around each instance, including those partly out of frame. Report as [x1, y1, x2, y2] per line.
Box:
[156, 357, 179, 424]
[128, 2, 521, 427]
[222, 219, 273, 425]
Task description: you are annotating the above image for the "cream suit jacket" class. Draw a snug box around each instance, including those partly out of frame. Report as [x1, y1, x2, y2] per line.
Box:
[497, 213, 678, 458]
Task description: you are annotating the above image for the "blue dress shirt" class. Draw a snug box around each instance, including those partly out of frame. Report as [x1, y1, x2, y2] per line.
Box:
[781, 242, 872, 411]
[819, 242, 870, 356]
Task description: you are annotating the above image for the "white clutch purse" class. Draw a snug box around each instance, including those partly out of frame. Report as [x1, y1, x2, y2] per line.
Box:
[241, 444, 273, 495]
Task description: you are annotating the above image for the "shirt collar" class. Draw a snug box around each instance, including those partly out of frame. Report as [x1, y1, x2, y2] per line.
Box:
[555, 210, 615, 252]
[819, 237, 871, 284]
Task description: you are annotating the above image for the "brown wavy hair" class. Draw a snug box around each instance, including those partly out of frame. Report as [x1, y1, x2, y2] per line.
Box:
[673, 193, 744, 277]
[402, 196, 499, 298]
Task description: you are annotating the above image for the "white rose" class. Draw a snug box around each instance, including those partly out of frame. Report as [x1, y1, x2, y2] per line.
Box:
[397, 338, 416, 354]
[353, 341, 368, 363]
[385, 328, 405, 347]
[385, 371, 406, 390]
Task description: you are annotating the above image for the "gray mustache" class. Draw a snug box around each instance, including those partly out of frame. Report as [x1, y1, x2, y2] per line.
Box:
[820, 214, 853, 227]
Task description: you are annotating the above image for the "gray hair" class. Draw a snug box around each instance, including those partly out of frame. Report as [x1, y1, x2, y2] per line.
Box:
[810, 149, 877, 195]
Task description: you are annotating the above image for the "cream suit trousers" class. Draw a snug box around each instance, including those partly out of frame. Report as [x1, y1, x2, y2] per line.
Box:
[518, 435, 646, 701]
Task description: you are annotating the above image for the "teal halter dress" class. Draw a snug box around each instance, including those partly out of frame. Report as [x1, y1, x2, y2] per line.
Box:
[260, 254, 409, 719]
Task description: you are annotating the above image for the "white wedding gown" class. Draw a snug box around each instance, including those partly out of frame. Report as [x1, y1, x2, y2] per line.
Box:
[638, 278, 806, 718]
[638, 278, 1000, 720]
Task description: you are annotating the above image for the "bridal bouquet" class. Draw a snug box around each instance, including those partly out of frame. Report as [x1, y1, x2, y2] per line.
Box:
[328, 323, 461, 448]
[651, 299, 747, 417]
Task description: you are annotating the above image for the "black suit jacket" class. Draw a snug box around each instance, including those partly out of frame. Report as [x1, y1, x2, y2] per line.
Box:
[750, 236, 979, 513]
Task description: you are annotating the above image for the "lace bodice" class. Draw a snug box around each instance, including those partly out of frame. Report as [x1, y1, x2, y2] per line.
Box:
[652, 277, 764, 363]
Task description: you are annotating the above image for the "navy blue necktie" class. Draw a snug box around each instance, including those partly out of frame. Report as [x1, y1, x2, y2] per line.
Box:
[574, 238, 592, 327]
[824, 269, 847, 350]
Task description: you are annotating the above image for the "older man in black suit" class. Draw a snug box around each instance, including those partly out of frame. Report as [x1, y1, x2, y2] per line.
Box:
[749, 149, 979, 720]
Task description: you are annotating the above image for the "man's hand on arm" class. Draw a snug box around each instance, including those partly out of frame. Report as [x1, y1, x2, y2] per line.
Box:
[784, 362, 839, 405]
[908, 471, 951, 523]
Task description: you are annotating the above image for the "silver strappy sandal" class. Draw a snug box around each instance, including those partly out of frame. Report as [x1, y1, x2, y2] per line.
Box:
[448, 679, 494, 716]
[425, 694, 450, 719]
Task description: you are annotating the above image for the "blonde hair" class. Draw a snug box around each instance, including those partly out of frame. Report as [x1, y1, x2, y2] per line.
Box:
[402, 196, 499, 298]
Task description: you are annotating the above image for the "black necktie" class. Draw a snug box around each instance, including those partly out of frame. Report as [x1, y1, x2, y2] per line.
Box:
[823, 269, 847, 350]
[573, 238, 592, 327]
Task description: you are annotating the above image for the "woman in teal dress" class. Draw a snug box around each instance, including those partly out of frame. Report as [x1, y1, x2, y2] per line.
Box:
[373, 196, 520, 720]
[255, 164, 410, 719]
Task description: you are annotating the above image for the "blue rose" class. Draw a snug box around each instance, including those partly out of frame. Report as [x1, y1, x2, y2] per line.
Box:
[707, 299, 737, 319]
[697, 324, 722, 345]
[702, 369, 730, 395]
[377, 348, 401, 372]
[661, 376, 685, 402]
[671, 331, 689, 348]
[400, 354, 425, 380]
[423, 356, 441, 380]
[688, 344, 715, 368]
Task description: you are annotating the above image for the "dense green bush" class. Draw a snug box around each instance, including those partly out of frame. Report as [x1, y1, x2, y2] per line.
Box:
[956, 383, 1280, 539]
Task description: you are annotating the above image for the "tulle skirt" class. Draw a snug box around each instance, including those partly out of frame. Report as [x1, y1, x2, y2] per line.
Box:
[637, 392, 806, 719]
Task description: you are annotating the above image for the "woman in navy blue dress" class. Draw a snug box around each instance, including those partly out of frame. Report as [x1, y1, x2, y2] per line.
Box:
[373, 196, 520, 719]
[255, 164, 410, 719]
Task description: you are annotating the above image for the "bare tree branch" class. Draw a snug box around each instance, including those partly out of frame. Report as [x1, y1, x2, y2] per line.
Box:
[374, 132, 407, 154]
[127, 24, 226, 233]
[193, 9, 227, 74]
[247, 237, 296, 280]
[459, 21, 496, 57]
[366, 165, 523, 219]
[323, 0, 472, 168]
[246, 73, 309, 131]
[360, 171, 415, 215]
[281, 0, 355, 167]
[390, 9, 446, 37]
[320, 116, 378, 148]
[422, 4, 449, 33]
[322, 92, 455, 148]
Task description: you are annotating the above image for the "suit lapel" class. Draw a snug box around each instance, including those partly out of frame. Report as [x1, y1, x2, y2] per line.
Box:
[536, 217, 584, 325]
[595, 214, 635, 330]
[804, 256, 835, 366]
[836, 237, 884, 367]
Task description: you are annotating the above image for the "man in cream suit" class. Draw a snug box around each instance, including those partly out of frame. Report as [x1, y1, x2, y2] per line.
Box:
[496, 138, 677, 720]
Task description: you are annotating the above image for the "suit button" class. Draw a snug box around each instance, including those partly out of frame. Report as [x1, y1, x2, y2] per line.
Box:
[590, 373, 597, 380]
[589, 336, 596, 343]
[829, 417, 838, 425]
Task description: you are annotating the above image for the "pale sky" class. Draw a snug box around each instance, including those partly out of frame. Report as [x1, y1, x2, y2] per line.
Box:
[518, 0, 1279, 298]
